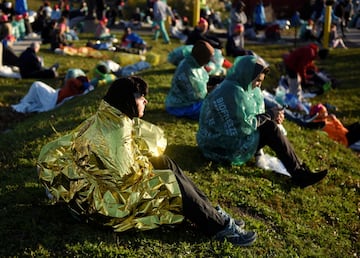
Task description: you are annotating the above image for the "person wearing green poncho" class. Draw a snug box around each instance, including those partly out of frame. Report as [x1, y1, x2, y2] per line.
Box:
[165, 40, 214, 120]
[37, 76, 257, 246]
[196, 55, 328, 188]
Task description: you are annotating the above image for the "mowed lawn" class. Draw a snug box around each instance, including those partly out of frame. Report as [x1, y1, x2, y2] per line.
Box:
[0, 24, 359, 257]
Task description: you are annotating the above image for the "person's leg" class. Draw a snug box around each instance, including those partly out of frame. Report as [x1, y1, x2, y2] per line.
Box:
[340, 19, 345, 37]
[150, 155, 225, 236]
[257, 120, 327, 187]
[286, 67, 302, 100]
[158, 20, 170, 43]
[30, 69, 57, 79]
[239, 31, 245, 49]
[257, 120, 301, 173]
[0, 43, 3, 67]
[339, 38, 347, 48]
[153, 21, 160, 40]
[3, 46, 19, 67]
[149, 155, 256, 245]
[346, 122, 360, 146]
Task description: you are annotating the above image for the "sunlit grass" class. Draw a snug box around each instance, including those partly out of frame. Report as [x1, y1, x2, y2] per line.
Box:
[0, 22, 359, 257]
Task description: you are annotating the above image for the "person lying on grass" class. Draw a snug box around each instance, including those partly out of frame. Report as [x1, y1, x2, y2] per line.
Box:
[11, 69, 91, 113]
[37, 76, 257, 247]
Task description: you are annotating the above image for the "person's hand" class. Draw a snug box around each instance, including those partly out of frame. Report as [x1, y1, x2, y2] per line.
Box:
[272, 107, 285, 124]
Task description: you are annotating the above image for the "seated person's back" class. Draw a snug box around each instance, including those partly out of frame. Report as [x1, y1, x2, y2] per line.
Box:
[19, 42, 58, 78]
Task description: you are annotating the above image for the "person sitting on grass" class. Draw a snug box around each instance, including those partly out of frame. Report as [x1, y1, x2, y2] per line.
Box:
[18, 42, 59, 79]
[196, 55, 328, 188]
[165, 40, 214, 120]
[309, 103, 360, 151]
[225, 23, 254, 57]
[119, 26, 150, 54]
[94, 17, 114, 40]
[185, 17, 222, 49]
[282, 43, 329, 100]
[37, 76, 257, 247]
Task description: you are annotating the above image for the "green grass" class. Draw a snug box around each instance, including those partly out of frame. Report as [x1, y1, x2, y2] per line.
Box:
[0, 29, 359, 257]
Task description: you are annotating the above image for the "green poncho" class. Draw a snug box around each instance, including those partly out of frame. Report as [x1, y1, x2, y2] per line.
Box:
[38, 100, 184, 232]
[165, 55, 209, 108]
[196, 56, 265, 165]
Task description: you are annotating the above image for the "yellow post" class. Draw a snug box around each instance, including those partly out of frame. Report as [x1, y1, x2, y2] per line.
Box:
[193, 0, 200, 27]
[323, 1, 334, 49]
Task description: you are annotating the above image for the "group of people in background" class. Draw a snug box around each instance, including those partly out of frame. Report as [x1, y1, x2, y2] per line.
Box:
[2, 0, 360, 249]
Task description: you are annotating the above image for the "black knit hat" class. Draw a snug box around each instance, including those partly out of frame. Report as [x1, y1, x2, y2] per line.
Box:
[103, 76, 148, 118]
[191, 40, 215, 66]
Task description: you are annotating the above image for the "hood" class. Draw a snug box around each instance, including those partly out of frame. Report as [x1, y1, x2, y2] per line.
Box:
[225, 55, 268, 91]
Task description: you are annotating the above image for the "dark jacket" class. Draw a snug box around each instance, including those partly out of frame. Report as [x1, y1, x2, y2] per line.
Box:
[185, 27, 222, 49]
[18, 47, 42, 76]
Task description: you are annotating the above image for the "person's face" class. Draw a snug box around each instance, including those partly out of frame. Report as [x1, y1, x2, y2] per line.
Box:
[134, 94, 148, 118]
[252, 72, 266, 89]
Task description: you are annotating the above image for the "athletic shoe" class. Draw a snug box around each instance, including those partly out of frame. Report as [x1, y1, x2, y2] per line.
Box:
[215, 205, 245, 228]
[214, 218, 256, 247]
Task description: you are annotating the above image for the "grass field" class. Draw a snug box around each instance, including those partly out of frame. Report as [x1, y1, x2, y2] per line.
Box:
[0, 23, 359, 257]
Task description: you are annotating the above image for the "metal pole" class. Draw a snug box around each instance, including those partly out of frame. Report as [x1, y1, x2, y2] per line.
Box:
[323, 0, 334, 49]
[193, 0, 200, 27]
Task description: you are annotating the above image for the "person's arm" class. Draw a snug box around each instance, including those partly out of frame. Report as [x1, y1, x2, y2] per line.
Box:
[256, 106, 285, 127]
[166, 5, 175, 20]
[256, 111, 274, 127]
[29, 52, 43, 70]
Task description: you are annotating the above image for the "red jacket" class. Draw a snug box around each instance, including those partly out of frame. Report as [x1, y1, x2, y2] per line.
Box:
[283, 43, 318, 81]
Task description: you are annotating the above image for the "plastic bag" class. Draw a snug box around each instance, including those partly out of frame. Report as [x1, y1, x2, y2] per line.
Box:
[255, 149, 291, 177]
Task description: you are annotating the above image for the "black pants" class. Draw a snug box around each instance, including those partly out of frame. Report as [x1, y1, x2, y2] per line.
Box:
[3, 46, 19, 67]
[150, 155, 226, 236]
[20, 69, 56, 79]
[346, 122, 360, 146]
[257, 120, 302, 175]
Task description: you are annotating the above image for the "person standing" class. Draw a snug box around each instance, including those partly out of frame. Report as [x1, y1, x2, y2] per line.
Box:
[152, 0, 174, 44]
[228, 0, 247, 49]
[253, 0, 266, 33]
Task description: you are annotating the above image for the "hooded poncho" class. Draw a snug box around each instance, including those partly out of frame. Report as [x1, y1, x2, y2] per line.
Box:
[196, 55, 266, 165]
[165, 54, 209, 109]
[38, 100, 184, 232]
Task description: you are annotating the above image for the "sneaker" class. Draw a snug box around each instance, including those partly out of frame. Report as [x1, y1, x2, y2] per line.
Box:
[51, 68, 58, 78]
[214, 218, 257, 247]
[50, 63, 59, 71]
[291, 164, 328, 188]
[215, 205, 245, 228]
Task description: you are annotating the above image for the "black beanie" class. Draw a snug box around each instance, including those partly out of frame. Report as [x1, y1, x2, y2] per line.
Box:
[103, 76, 148, 119]
[191, 40, 214, 66]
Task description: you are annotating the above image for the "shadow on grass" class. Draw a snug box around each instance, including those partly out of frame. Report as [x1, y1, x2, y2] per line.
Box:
[0, 185, 208, 256]
[165, 144, 206, 172]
